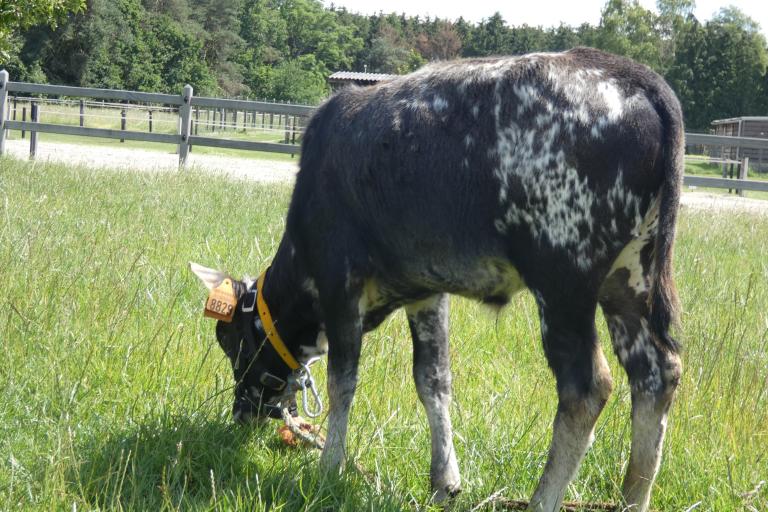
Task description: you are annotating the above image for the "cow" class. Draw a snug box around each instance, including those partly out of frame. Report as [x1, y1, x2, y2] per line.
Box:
[191, 47, 684, 511]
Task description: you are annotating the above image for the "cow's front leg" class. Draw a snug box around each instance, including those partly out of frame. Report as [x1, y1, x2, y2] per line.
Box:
[406, 294, 460, 502]
[319, 296, 364, 473]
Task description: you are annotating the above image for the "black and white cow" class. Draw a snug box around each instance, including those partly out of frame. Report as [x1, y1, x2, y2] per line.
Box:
[192, 47, 683, 511]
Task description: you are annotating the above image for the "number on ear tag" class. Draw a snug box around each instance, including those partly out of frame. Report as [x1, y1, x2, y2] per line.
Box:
[204, 278, 237, 322]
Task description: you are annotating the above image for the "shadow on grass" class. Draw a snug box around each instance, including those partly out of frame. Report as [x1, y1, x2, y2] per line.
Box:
[68, 415, 387, 511]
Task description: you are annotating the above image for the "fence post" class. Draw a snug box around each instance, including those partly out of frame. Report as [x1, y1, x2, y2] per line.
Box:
[21, 106, 26, 139]
[30, 101, 38, 159]
[178, 84, 193, 168]
[194, 107, 199, 135]
[738, 157, 749, 197]
[79, 100, 84, 127]
[148, 110, 153, 133]
[0, 70, 8, 156]
[284, 118, 290, 144]
[120, 109, 126, 142]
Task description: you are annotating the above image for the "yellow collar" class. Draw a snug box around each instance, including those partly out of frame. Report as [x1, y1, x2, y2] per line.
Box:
[256, 270, 301, 371]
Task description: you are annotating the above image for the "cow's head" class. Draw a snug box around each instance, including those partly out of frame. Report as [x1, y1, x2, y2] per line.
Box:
[190, 262, 301, 423]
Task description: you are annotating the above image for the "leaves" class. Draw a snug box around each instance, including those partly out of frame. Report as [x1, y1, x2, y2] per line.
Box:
[0, 0, 85, 60]
[4, 0, 767, 118]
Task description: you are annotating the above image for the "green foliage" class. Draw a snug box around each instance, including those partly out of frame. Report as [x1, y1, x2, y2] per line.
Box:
[258, 54, 329, 104]
[5, 0, 768, 121]
[597, 0, 663, 71]
[666, 8, 768, 129]
[368, 22, 424, 74]
[279, 0, 362, 71]
[0, 0, 85, 60]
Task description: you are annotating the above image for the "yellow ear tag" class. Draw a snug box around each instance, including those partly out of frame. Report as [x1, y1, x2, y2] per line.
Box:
[204, 278, 237, 322]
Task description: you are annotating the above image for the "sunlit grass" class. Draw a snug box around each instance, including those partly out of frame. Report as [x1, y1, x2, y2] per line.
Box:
[0, 156, 766, 510]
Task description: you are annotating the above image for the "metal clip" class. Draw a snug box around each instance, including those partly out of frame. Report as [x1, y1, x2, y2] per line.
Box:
[299, 360, 323, 418]
[285, 358, 323, 418]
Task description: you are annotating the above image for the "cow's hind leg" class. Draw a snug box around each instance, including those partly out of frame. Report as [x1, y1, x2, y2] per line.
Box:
[406, 294, 460, 502]
[528, 297, 614, 512]
[599, 240, 682, 511]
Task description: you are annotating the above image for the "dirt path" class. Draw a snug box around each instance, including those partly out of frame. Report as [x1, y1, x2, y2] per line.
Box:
[5, 139, 768, 214]
[5, 139, 299, 182]
[680, 192, 768, 214]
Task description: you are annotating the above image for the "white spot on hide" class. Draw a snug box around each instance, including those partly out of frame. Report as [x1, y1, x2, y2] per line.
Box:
[432, 95, 448, 112]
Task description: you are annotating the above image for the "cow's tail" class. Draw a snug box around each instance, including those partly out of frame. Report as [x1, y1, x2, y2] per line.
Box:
[649, 87, 684, 353]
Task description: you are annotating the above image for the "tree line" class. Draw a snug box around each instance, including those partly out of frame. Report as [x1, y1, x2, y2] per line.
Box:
[2, 0, 767, 130]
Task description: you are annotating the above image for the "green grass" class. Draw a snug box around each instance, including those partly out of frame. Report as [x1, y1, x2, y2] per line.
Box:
[1, 156, 767, 511]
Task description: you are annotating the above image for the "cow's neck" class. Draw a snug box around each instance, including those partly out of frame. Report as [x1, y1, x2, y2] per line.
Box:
[260, 238, 320, 360]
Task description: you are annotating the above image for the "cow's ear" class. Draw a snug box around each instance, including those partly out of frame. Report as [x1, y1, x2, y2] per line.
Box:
[189, 261, 228, 290]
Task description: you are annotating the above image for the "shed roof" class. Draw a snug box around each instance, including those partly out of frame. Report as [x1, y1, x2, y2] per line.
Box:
[711, 116, 768, 125]
[328, 71, 398, 83]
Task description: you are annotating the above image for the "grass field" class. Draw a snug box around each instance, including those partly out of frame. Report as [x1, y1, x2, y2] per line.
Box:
[1, 157, 767, 511]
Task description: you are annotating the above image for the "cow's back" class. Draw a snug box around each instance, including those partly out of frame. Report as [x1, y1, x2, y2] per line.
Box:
[290, 48, 681, 298]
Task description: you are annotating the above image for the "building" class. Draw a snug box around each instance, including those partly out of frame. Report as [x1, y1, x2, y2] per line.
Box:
[711, 116, 768, 172]
[327, 71, 397, 91]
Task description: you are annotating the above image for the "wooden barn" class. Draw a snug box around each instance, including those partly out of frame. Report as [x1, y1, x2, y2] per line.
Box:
[327, 71, 397, 91]
[711, 116, 768, 172]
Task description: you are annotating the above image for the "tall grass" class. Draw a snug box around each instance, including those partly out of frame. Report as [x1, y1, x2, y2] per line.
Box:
[0, 157, 766, 510]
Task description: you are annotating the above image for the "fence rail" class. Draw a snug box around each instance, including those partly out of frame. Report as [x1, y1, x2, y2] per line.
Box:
[3, 120, 181, 144]
[685, 132, 768, 151]
[2, 70, 768, 195]
[0, 70, 312, 165]
[683, 175, 768, 193]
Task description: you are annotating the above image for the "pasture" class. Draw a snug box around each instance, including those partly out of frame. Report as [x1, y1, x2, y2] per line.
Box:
[1, 157, 766, 511]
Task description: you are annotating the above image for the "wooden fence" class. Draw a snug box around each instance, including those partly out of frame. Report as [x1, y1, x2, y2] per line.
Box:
[2, 69, 768, 195]
[683, 133, 768, 195]
[0, 70, 314, 166]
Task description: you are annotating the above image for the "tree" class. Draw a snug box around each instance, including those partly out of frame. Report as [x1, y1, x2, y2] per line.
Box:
[368, 22, 423, 74]
[7, 0, 767, 111]
[699, 8, 767, 123]
[665, 7, 768, 130]
[415, 21, 462, 61]
[191, 0, 248, 96]
[664, 15, 709, 128]
[464, 12, 509, 56]
[270, 54, 328, 104]
[508, 24, 547, 55]
[545, 24, 582, 51]
[0, 0, 85, 61]
[596, 0, 663, 71]
[278, 0, 362, 71]
[656, 0, 695, 72]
